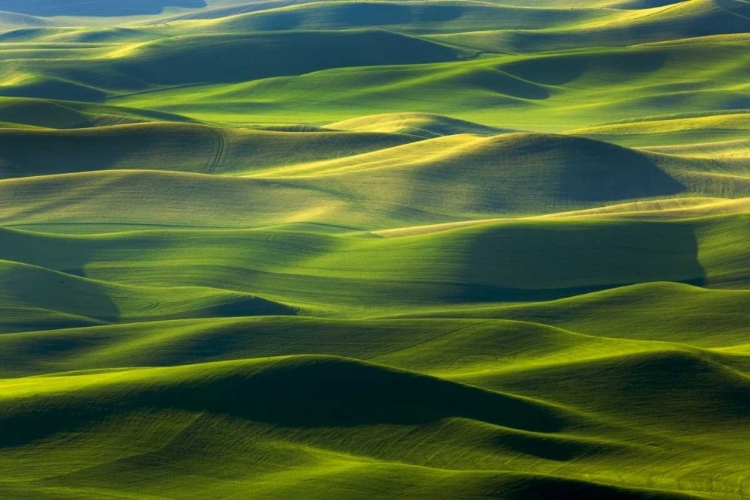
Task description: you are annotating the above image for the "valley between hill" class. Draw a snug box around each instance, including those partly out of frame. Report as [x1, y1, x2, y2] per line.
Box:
[1, 1, 749, 498]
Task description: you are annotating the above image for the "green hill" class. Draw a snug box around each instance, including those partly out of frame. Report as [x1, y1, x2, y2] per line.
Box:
[13, 30, 464, 96]
[0, 12, 48, 31]
[0, 97, 195, 128]
[0, 0, 207, 17]
[3, 131, 749, 229]
[1, 355, 714, 499]
[329, 112, 507, 138]
[203, 1, 612, 34]
[2, 213, 748, 315]
[0, 123, 415, 178]
[112, 39, 750, 129]
[1, 1, 750, 499]
[432, 0, 750, 53]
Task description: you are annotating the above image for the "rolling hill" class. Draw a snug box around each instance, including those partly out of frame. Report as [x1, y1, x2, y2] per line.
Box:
[0, 1, 749, 499]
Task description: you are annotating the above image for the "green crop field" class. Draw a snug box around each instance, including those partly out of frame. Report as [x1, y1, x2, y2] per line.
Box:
[1, 0, 749, 498]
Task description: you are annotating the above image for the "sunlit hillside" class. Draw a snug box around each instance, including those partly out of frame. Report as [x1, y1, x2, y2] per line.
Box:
[1, 1, 749, 498]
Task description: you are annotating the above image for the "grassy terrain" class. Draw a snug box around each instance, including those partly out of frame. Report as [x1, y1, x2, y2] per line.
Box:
[1, 1, 749, 499]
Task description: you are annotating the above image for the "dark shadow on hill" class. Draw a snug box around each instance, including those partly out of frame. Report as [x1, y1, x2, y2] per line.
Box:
[491, 134, 685, 204]
[495, 475, 703, 500]
[76, 31, 461, 89]
[0, 356, 571, 448]
[501, 42, 661, 85]
[206, 296, 297, 318]
[0, 99, 97, 128]
[409, 133, 686, 215]
[0, 125, 219, 178]
[461, 221, 706, 302]
[0, 264, 120, 325]
[0, 28, 50, 42]
[0, 98, 197, 129]
[0, 315, 101, 334]
[0, 79, 106, 103]
[0, 229, 120, 333]
[552, 138, 685, 202]
[437, 280, 705, 303]
[496, 350, 750, 430]
[225, 3, 465, 31]
[0, 0, 206, 17]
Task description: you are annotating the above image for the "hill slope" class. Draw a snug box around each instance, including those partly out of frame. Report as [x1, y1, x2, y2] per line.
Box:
[1, 1, 749, 499]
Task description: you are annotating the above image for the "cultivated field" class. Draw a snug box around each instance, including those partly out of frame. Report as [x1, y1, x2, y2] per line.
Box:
[1, 0, 749, 498]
